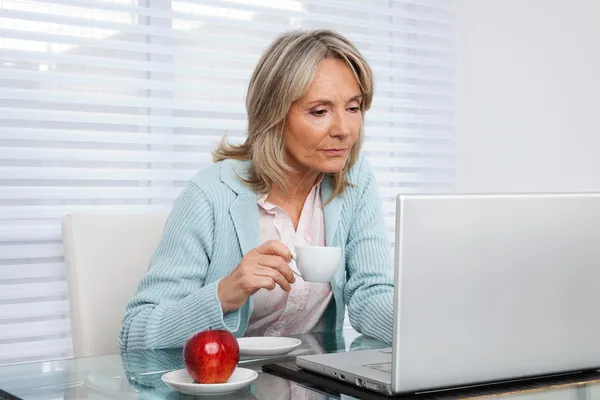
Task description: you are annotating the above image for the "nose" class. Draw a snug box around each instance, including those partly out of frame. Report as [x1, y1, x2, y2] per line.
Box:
[330, 110, 351, 138]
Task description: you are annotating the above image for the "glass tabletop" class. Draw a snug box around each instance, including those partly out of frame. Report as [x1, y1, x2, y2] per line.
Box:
[0, 329, 376, 400]
[1, 328, 600, 400]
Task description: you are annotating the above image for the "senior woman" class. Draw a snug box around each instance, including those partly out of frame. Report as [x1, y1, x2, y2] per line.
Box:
[119, 29, 394, 351]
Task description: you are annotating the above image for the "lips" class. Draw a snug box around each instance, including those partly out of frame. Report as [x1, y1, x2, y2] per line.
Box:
[322, 148, 348, 156]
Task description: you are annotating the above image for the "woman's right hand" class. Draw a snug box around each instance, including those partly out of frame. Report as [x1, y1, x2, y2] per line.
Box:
[217, 240, 295, 313]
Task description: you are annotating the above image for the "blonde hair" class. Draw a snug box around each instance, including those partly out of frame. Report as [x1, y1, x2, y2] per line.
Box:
[213, 29, 374, 200]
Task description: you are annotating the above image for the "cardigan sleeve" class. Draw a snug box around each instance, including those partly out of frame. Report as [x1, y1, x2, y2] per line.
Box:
[118, 182, 241, 351]
[343, 157, 395, 344]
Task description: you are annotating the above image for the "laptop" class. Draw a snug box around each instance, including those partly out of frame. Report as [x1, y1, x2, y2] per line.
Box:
[296, 193, 600, 396]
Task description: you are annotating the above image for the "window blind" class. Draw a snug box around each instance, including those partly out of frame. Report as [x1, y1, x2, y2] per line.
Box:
[0, 0, 454, 365]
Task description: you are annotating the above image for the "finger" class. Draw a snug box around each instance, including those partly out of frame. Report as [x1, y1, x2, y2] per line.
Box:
[255, 266, 292, 292]
[254, 275, 277, 291]
[255, 240, 293, 263]
[257, 254, 295, 283]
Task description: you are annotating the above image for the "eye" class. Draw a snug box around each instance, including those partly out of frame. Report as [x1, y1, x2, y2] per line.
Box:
[347, 106, 361, 113]
[310, 109, 327, 117]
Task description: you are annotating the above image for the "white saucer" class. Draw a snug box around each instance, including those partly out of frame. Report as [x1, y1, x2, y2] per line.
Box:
[237, 337, 302, 356]
[161, 367, 258, 395]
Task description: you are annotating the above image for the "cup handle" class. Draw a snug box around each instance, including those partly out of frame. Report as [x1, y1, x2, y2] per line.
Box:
[288, 249, 301, 278]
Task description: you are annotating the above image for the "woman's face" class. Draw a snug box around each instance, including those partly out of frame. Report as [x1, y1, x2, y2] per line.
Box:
[283, 58, 363, 176]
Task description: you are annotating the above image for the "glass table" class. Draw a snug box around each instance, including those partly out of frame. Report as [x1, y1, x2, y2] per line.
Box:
[1, 329, 599, 399]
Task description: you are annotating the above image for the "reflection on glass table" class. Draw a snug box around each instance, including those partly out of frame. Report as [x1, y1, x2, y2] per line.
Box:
[0, 328, 599, 400]
[0, 329, 372, 399]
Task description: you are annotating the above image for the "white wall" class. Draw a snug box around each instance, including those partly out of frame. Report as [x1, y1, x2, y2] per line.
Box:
[456, 0, 600, 193]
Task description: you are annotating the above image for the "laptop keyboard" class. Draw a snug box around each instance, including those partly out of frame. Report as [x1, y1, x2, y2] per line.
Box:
[364, 362, 392, 374]
[362, 348, 393, 374]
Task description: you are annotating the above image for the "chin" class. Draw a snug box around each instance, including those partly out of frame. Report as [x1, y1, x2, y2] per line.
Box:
[314, 158, 348, 174]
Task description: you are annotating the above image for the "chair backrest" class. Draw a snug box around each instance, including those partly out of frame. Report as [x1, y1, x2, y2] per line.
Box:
[61, 213, 168, 358]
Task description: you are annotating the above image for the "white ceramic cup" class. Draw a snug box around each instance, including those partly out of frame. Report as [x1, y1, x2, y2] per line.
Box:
[290, 245, 341, 283]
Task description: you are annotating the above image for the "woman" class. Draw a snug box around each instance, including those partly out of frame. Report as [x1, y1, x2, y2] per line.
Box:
[119, 29, 394, 351]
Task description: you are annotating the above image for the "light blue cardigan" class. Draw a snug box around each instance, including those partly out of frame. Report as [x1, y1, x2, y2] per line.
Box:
[119, 155, 394, 350]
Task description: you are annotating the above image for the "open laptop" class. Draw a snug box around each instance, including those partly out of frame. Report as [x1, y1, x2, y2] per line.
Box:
[296, 193, 600, 396]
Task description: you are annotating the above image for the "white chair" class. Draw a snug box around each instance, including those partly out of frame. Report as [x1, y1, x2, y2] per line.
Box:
[61, 213, 168, 358]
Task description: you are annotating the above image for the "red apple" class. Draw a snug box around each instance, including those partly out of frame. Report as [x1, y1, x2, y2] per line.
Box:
[183, 329, 239, 384]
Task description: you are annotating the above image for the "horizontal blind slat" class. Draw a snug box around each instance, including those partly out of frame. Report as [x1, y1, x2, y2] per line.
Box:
[0, 128, 453, 146]
[298, 0, 453, 14]
[28, 0, 454, 38]
[0, 319, 71, 341]
[0, 205, 172, 219]
[0, 101, 453, 124]
[0, 300, 70, 320]
[0, 69, 248, 96]
[0, 338, 72, 362]
[0, 68, 451, 97]
[0, 281, 67, 301]
[0, 28, 453, 68]
[50, 0, 454, 23]
[16, 0, 454, 17]
[0, 187, 184, 200]
[0, 184, 458, 201]
[0, 129, 234, 146]
[0, 87, 248, 114]
[0, 263, 65, 280]
[0, 167, 452, 182]
[0, 243, 63, 260]
[0, 106, 451, 128]
[1, 147, 214, 163]
[0, 167, 200, 180]
[0, 224, 62, 242]
[0, 145, 450, 162]
[2, 51, 251, 81]
[0, 9, 453, 51]
[0, 108, 248, 130]
[3, 48, 450, 82]
[0, 128, 454, 144]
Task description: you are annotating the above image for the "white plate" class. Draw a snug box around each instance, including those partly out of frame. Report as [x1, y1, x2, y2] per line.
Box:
[161, 367, 258, 396]
[237, 337, 302, 356]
